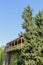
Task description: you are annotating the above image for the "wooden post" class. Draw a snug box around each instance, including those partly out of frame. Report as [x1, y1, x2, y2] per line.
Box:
[17, 39, 18, 45]
[21, 37, 22, 48]
[14, 41, 15, 46]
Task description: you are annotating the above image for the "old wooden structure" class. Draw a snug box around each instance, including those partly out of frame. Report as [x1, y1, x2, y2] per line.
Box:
[4, 37, 24, 65]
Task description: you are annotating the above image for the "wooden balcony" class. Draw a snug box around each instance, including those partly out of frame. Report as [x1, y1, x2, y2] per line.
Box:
[5, 37, 24, 52]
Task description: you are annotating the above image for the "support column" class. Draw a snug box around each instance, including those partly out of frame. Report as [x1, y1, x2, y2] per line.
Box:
[14, 41, 15, 46]
[17, 39, 18, 45]
[21, 37, 22, 48]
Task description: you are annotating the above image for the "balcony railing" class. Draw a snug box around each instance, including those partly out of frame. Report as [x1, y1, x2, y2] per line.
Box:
[5, 37, 24, 52]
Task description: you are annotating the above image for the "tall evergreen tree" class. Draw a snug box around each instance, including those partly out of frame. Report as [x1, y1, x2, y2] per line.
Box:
[18, 6, 43, 65]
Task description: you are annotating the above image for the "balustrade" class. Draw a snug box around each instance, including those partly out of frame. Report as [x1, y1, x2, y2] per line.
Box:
[5, 37, 24, 52]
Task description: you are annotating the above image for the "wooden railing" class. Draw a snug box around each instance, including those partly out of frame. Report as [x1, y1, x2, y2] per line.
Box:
[5, 37, 24, 52]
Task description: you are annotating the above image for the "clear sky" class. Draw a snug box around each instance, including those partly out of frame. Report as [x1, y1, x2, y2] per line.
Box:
[0, 0, 43, 47]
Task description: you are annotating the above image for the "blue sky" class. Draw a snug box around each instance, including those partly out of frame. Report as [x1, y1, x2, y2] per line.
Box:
[0, 0, 43, 47]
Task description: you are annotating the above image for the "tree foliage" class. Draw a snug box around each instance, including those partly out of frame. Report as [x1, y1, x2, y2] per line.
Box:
[18, 6, 43, 65]
[0, 48, 4, 65]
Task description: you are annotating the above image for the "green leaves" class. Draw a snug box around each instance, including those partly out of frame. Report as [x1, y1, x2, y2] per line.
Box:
[0, 49, 4, 65]
[22, 6, 33, 32]
[19, 5, 43, 65]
